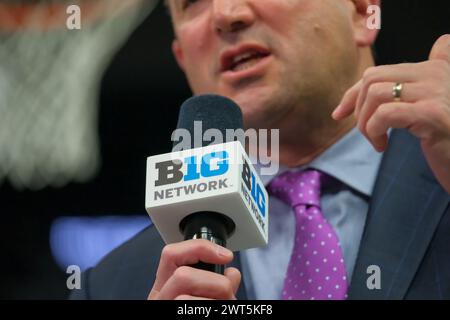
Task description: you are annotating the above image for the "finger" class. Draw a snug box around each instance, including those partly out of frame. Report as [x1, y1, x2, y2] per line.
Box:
[355, 64, 420, 118]
[429, 34, 450, 62]
[150, 239, 233, 297]
[156, 266, 237, 300]
[332, 80, 361, 120]
[357, 82, 424, 137]
[357, 82, 394, 138]
[365, 102, 417, 151]
[175, 295, 213, 300]
[224, 267, 241, 296]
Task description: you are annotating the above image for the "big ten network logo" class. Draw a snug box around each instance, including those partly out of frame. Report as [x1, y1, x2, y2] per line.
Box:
[171, 121, 280, 176]
[367, 5, 381, 30]
[155, 151, 229, 187]
[152, 146, 267, 223]
[66, 5, 82, 30]
[241, 156, 267, 223]
[153, 150, 231, 203]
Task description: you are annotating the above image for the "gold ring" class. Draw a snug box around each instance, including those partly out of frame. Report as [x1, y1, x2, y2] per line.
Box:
[392, 82, 403, 102]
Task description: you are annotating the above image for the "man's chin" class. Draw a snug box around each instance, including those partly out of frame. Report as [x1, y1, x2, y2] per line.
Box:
[232, 90, 279, 129]
[239, 103, 274, 130]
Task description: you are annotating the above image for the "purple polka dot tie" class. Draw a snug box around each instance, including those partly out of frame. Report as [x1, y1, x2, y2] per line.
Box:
[268, 170, 348, 300]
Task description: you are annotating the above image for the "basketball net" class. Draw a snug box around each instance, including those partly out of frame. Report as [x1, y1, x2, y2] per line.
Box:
[0, 0, 158, 190]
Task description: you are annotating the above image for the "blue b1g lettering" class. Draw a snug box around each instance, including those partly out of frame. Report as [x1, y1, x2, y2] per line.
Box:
[241, 158, 266, 217]
[155, 151, 229, 187]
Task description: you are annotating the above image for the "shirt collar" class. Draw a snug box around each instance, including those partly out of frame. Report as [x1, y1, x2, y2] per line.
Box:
[253, 127, 383, 197]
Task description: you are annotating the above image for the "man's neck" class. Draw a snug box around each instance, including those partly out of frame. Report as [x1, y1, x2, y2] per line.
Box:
[277, 116, 356, 168]
[275, 49, 375, 168]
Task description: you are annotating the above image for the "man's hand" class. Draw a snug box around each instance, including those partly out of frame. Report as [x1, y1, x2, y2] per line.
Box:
[148, 239, 241, 300]
[333, 34, 450, 194]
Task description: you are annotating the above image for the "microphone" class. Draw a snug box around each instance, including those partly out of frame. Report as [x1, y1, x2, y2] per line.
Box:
[145, 95, 269, 274]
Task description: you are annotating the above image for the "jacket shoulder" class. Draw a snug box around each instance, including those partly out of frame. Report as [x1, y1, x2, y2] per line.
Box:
[71, 225, 165, 300]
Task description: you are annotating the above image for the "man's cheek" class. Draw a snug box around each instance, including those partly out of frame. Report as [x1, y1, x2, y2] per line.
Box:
[188, 69, 215, 94]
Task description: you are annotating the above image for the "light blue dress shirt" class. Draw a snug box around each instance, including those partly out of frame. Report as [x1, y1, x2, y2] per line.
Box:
[240, 127, 384, 300]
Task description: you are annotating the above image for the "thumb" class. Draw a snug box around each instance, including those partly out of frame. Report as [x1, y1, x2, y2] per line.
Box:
[224, 267, 241, 297]
[429, 34, 450, 62]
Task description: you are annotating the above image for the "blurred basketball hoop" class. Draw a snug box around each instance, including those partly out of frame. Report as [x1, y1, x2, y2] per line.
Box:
[0, 0, 158, 190]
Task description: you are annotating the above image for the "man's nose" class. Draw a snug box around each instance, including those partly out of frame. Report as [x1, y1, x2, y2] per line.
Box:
[212, 0, 255, 34]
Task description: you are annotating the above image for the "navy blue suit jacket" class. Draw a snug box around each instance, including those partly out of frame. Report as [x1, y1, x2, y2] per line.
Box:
[71, 130, 450, 299]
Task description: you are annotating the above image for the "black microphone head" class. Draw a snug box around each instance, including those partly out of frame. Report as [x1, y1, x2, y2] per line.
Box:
[174, 94, 243, 149]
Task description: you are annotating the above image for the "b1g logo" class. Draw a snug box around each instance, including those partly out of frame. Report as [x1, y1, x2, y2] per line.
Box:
[241, 158, 266, 218]
[155, 151, 229, 187]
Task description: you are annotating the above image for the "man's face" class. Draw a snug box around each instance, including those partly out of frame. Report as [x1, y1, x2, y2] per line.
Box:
[168, 0, 370, 129]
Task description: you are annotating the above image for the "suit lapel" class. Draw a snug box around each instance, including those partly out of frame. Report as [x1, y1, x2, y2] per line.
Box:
[348, 130, 450, 299]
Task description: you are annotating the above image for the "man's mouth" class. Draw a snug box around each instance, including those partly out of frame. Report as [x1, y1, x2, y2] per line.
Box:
[220, 45, 272, 73]
[228, 51, 270, 72]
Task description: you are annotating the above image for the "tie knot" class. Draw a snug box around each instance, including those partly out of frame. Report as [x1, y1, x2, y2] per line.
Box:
[268, 169, 323, 208]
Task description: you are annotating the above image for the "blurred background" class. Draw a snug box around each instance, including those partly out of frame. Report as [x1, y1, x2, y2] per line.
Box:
[0, 0, 449, 299]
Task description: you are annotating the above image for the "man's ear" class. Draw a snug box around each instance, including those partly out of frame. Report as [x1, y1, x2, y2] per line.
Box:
[350, 0, 380, 47]
[172, 39, 186, 71]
